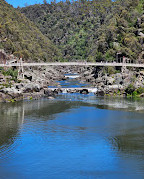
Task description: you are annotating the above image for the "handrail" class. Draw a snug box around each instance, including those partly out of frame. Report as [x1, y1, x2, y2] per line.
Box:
[0, 62, 144, 68]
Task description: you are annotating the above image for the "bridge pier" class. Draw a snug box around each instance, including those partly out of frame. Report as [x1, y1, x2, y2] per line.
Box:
[121, 65, 127, 73]
[18, 58, 24, 79]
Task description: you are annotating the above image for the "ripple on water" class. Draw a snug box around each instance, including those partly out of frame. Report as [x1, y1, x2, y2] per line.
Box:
[0, 95, 144, 178]
[0, 135, 21, 160]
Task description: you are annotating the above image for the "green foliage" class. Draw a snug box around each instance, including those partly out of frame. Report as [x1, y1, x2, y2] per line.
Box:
[136, 87, 144, 94]
[67, 29, 87, 60]
[2, 68, 18, 82]
[136, 0, 144, 13]
[20, 0, 144, 62]
[125, 84, 135, 95]
[0, 67, 4, 72]
[10, 99, 15, 103]
[107, 67, 116, 75]
[105, 49, 115, 62]
[132, 91, 138, 97]
[0, 0, 61, 62]
[95, 51, 103, 62]
[103, 66, 116, 75]
[117, 90, 120, 94]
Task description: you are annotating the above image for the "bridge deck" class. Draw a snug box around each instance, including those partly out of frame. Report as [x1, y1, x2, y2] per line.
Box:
[0, 62, 144, 68]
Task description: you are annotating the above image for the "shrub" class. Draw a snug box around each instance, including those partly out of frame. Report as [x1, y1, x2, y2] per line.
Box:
[132, 91, 138, 97]
[107, 67, 116, 75]
[125, 84, 135, 95]
[2, 68, 18, 82]
[136, 87, 144, 94]
[0, 67, 4, 72]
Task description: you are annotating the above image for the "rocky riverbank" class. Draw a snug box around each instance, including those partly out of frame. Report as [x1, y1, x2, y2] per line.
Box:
[0, 66, 67, 102]
[1, 64, 144, 102]
[77, 66, 144, 97]
[46, 65, 144, 97]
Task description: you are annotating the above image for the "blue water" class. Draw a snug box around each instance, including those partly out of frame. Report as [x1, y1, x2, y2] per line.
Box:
[0, 95, 144, 179]
[49, 73, 90, 88]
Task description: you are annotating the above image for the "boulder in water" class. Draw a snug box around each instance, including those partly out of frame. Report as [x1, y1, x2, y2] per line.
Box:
[80, 89, 89, 94]
[96, 89, 105, 96]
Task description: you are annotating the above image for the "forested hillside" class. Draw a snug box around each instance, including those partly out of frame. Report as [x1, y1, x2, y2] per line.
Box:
[21, 0, 144, 62]
[0, 0, 61, 61]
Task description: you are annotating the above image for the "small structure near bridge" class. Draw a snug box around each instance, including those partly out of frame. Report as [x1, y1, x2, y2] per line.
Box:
[116, 53, 132, 63]
[0, 49, 24, 78]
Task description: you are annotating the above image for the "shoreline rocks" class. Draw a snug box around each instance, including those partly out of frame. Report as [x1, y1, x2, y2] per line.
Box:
[76, 66, 144, 97]
[1, 65, 144, 102]
[0, 66, 65, 102]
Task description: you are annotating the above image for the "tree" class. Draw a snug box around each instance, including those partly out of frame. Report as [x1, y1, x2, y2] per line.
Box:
[43, 0, 47, 5]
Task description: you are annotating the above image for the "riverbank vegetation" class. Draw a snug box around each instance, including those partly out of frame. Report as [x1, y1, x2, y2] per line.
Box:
[21, 0, 144, 62]
[0, 67, 19, 90]
[125, 84, 144, 97]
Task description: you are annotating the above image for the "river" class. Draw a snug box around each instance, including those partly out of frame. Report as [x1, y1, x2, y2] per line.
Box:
[0, 75, 144, 179]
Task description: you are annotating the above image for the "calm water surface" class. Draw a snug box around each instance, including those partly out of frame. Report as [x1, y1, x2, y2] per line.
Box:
[0, 94, 144, 179]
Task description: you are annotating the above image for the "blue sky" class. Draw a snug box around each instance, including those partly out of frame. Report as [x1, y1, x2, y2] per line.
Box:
[5, 0, 115, 8]
[5, 0, 48, 8]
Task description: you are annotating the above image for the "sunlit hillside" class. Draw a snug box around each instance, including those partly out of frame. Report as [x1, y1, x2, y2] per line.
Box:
[21, 0, 144, 62]
[0, 0, 61, 61]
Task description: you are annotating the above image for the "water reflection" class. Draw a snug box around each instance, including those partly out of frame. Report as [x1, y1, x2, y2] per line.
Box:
[0, 96, 144, 178]
[0, 96, 144, 151]
[0, 99, 80, 154]
[57, 93, 144, 112]
[110, 127, 144, 155]
[0, 102, 24, 149]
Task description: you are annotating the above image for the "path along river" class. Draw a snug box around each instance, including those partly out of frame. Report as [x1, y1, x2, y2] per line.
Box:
[0, 74, 144, 179]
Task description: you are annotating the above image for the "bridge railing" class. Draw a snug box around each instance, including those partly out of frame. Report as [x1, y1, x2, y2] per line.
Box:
[0, 61, 144, 67]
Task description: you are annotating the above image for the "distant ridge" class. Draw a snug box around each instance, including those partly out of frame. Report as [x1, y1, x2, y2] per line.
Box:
[21, 0, 144, 62]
